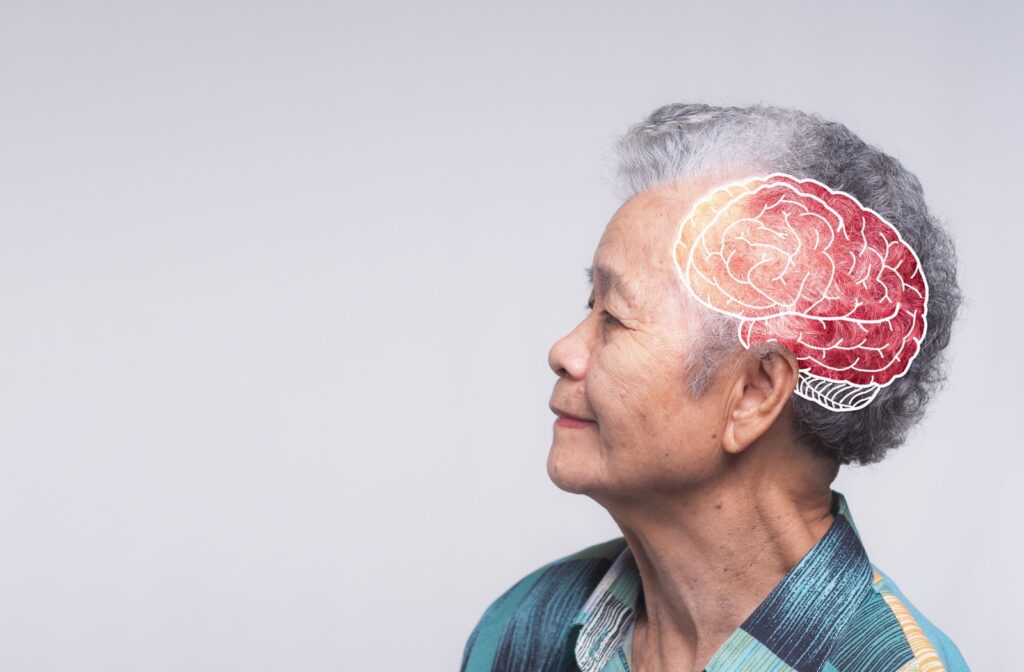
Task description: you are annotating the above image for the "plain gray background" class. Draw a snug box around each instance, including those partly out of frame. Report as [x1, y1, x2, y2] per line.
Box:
[1, 0, 1019, 669]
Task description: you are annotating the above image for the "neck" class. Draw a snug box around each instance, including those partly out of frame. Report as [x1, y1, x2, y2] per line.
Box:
[602, 446, 837, 672]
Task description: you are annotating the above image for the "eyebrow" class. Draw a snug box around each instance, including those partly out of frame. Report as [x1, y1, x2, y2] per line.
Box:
[585, 263, 636, 302]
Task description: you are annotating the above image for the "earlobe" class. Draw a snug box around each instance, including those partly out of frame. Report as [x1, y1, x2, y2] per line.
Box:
[723, 396, 766, 454]
[721, 421, 744, 455]
[721, 378, 761, 455]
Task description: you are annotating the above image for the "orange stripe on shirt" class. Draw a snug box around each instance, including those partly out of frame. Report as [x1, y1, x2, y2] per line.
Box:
[881, 592, 946, 672]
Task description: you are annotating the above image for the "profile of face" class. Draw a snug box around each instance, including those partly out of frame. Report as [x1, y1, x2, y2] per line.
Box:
[546, 172, 798, 502]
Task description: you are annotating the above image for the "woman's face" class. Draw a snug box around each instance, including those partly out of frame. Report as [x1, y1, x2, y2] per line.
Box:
[547, 180, 742, 501]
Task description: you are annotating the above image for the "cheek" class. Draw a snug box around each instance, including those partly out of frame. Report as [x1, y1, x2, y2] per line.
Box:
[602, 341, 714, 441]
[588, 340, 671, 433]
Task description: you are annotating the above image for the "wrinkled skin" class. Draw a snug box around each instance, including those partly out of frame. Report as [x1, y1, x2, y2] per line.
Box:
[546, 170, 814, 503]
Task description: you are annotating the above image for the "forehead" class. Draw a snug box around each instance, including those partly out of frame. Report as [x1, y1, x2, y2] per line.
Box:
[590, 187, 693, 301]
[593, 172, 759, 297]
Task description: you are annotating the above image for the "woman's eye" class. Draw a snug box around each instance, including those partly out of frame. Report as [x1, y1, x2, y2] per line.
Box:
[584, 301, 620, 327]
[600, 311, 621, 326]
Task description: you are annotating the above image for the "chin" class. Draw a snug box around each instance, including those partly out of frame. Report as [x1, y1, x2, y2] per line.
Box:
[546, 439, 602, 495]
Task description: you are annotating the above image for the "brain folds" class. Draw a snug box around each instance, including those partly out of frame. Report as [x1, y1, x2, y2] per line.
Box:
[673, 173, 929, 412]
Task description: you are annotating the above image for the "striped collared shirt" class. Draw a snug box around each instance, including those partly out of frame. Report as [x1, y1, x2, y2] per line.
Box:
[460, 490, 970, 672]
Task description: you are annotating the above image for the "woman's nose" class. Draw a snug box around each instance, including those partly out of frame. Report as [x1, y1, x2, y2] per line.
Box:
[548, 322, 590, 380]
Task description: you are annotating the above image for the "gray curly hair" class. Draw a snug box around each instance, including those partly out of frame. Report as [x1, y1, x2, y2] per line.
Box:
[612, 102, 964, 466]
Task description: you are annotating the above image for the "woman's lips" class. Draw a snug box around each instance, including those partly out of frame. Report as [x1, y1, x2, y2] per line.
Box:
[555, 416, 595, 428]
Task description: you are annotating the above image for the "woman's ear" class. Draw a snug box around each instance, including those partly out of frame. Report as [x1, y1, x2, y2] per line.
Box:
[721, 345, 800, 455]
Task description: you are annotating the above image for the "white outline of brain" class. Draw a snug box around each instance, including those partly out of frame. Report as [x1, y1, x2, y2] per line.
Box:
[673, 172, 929, 412]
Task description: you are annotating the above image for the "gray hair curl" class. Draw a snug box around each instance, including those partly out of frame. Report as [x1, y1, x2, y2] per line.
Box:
[612, 102, 964, 466]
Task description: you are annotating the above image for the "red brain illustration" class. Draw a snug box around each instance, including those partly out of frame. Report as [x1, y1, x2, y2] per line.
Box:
[673, 173, 929, 412]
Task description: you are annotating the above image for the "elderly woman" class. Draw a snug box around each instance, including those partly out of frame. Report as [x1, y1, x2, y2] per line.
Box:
[460, 103, 969, 672]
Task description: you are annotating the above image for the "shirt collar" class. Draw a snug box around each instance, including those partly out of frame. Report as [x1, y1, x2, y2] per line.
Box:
[567, 489, 873, 672]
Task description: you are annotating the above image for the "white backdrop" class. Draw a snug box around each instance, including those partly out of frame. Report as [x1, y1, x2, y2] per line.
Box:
[0, 0, 1019, 669]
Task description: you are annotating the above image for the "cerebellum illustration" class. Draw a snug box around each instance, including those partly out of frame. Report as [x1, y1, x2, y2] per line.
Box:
[674, 173, 929, 412]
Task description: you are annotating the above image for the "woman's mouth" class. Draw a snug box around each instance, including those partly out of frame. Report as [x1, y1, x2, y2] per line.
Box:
[554, 416, 596, 428]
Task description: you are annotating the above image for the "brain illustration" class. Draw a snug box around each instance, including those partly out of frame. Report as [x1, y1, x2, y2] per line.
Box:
[673, 173, 929, 412]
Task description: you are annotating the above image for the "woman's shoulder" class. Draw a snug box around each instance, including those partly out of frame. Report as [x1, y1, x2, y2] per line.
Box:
[459, 537, 626, 672]
[837, 562, 971, 671]
[470, 535, 627, 620]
